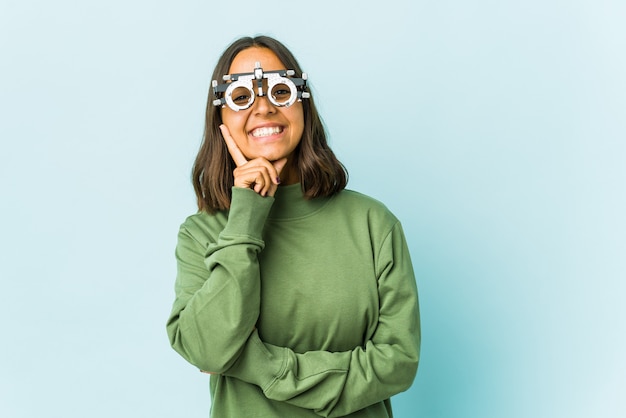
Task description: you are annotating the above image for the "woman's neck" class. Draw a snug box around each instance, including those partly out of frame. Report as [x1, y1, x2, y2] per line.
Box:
[278, 158, 299, 185]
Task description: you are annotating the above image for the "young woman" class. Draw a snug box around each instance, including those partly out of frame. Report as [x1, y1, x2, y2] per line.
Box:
[166, 35, 420, 418]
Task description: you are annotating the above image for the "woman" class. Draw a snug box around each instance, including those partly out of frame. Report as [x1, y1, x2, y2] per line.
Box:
[166, 35, 420, 418]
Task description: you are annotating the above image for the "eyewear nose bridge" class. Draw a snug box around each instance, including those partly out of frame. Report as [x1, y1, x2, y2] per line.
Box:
[212, 62, 310, 111]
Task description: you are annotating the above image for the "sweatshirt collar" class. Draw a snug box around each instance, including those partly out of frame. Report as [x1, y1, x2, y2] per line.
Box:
[268, 183, 331, 220]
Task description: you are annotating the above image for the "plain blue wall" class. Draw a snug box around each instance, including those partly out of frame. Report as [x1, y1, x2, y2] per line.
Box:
[1, 1, 624, 417]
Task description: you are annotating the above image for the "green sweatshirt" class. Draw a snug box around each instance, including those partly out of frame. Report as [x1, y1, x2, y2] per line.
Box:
[167, 184, 420, 417]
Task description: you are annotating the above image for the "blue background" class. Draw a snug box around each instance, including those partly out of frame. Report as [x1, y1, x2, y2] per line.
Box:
[1, 1, 624, 417]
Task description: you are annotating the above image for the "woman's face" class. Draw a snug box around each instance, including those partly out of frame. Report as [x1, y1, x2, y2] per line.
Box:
[220, 47, 305, 164]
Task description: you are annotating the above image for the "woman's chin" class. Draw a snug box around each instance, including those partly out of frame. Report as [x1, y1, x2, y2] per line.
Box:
[246, 150, 290, 163]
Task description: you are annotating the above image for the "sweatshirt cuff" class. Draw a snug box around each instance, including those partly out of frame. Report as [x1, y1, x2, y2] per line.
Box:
[224, 330, 288, 390]
[221, 187, 274, 239]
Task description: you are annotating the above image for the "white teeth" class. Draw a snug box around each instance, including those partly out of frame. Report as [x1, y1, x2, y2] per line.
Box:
[251, 126, 282, 137]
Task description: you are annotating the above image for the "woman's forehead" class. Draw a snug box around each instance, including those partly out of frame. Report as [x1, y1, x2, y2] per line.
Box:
[228, 47, 286, 74]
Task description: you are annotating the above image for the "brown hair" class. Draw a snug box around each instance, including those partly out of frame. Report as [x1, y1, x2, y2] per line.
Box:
[192, 35, 348, 213]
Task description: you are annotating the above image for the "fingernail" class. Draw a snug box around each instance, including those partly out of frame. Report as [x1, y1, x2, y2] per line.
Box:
[276, 177, 281, 184]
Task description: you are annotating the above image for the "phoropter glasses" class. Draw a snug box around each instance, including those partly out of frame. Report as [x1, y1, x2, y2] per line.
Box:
[212, 61, 310, 111]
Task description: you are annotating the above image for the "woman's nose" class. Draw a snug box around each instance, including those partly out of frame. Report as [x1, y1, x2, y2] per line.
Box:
[252, 94, 276, 114]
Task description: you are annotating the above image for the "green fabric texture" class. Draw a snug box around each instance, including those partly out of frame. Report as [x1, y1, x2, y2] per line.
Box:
[167, 184, 420, 417]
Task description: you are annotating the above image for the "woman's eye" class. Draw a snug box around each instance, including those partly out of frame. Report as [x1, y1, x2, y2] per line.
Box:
[233, 94, 250, 104]
[271, 84, 291, 102]
[230, 86, 252, 105]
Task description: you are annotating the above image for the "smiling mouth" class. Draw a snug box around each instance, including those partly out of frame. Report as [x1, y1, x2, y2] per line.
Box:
[250, 126, 283, 138]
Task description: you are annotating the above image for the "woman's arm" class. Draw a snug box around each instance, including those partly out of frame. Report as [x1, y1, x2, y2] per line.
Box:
[224, 221, 421, 417]
[167, 125, 288, 373]
[166, 188, 274, 373]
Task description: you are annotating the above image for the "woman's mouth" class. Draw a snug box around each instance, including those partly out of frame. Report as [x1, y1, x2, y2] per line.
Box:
[250, 126, 283, 138]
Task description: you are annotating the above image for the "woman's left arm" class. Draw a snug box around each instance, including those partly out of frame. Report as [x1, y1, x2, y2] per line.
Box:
[224, 221, 420, 418]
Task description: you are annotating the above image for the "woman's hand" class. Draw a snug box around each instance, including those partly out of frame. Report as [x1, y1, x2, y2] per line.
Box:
[220, 124, 287, 197]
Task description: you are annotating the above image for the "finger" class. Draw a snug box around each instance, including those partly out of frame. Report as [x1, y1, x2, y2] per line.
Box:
[256, 168, 273, 196]
[267, 158, 289, 197]
[219, 124, 247, 167]
[273, 158, 288, 183]
[233, 164, 272, 195]
[232, 165, 258, 189]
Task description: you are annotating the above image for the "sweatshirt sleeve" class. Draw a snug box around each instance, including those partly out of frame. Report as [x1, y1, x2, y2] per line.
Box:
[166, 188, 274, 373]
[224, 221, 420, 417]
